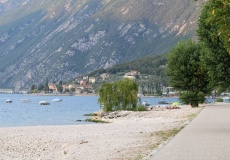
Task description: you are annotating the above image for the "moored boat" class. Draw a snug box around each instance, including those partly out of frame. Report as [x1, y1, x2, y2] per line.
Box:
[39, 101, 50, 105]
[51, 98, 62, 102]
[158, 100, 171, 104]
[142, 101, 150, 106]
[6, 99, 12, 103]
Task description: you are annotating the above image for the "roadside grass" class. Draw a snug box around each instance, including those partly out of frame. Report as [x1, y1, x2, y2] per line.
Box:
[148, 107, 204, 152]
[149, 126, 185, 152]
[182, 113, 197, 120]
[155, 127, 184, 141]
[181, 106, 205, 120]
[132, 154, 143, 160]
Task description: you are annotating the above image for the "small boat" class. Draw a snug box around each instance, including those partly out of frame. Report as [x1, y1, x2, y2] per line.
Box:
[39, 101, 50, 105]
[158, 100, 171, 104]
[51, 98, 62, 102]
[20, 99, 30, 103]
[6, 99, 12, 103]
[142, 101, 150, 106]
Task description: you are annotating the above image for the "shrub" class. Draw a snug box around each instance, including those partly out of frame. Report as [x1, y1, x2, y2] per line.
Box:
[179, 91, 206, 107]
[135, 105, 148, 111]
[215, 98, 223, 102]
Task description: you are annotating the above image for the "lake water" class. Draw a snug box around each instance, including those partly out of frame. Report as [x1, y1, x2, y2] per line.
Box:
[0, 94, 101, 127]
[0, 94, 180, 127]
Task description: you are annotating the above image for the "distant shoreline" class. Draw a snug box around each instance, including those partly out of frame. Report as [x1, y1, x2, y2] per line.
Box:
[24, 93, 98, 96]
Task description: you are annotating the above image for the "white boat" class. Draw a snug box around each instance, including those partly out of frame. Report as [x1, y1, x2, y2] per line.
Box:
[39, 101, 50, 105]
[142, 101, 150, 106]
[6, 99, 12, 103]
[20, 99, 30, 103]
[51, 98, 62, 102]
[158, 100, 171, 104]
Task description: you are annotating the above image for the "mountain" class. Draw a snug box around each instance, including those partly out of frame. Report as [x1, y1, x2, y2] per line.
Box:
[0, 0, 205, 89]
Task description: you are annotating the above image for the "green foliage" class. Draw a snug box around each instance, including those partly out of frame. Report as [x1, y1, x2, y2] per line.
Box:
[197, 1, 230, 90]
[37, 84, 44, 91]
[89, 54, 167, 76]
[166, 40, 212, 107]
[83, 113, 96, 116]
[89, 54, 168, 94]
[179, 91, 205, 107]
[85, 118, 109, 123]
[136, 105, 148, 111]
[31, 89, 40, 93]
[98, 79, 138, 112]
[200, 0, 230, 53]
[155, 127, 184, 142]
[57, 85, 63, 93]
[70, 88, 76, 93]
[44, 77, 49, 94]
[215, 98, 223, 102]
[31, 84, 36, 91]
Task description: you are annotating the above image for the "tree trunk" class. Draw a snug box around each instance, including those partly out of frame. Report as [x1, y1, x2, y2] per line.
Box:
[190, 101, 199, 107]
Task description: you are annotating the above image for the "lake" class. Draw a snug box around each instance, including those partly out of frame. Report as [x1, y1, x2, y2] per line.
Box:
[0, 94, 180, 127]
[0, 94, 101, 127]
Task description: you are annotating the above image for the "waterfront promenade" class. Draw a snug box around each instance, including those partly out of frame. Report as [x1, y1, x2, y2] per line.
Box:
[151, 103, 230, 160]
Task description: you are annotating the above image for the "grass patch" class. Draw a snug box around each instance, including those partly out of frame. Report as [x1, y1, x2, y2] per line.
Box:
[135, 105, 148, 111]
[132, 154, 143, 160]
[149, 143, 160, 150]
[182, 113, 198, 120]
[155, 127, 184, 141]
[181, 107, 204, 120]
[83, 113, 97, 116]
[149, 126, 185, 150]
[85, 118, 109, 123]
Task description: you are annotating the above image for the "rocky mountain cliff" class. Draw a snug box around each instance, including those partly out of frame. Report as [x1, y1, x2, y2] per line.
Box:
[0, 0, 204, 89]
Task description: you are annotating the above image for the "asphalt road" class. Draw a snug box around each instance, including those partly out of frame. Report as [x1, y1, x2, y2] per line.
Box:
[151, 103, 230, 160]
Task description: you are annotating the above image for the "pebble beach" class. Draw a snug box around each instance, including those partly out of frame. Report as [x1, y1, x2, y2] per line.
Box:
[0, 105, 203, 160]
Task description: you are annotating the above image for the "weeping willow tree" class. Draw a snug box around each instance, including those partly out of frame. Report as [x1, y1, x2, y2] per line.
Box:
[98, 79, 138, 112]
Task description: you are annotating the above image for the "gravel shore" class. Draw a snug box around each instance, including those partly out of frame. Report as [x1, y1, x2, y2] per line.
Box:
[0, 105, 203, 160]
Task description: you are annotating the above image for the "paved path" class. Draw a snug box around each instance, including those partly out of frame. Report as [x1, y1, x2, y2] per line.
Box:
[151, 103, 230, 160]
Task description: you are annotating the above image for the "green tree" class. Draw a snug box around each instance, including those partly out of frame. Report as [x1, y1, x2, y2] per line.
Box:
[98, 79, 138, 112]
[196, 0, 229, 52]
[31, 84, 36, 91]
[166, 40, 212, 107]
[44, 77, 49, 94]
[37, 84, 44, 91]
[57, 81, 63, 93]
[70, 88, 76, 93]
[197, 0, 230, 90]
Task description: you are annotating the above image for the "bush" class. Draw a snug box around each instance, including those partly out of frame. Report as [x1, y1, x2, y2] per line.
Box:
[215, 98, 223, 102]
[179, 91, 206, 107]
[135, 105, 148, 111]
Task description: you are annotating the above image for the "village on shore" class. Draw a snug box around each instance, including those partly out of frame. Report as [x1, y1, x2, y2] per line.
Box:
[0, 70, 177, 97]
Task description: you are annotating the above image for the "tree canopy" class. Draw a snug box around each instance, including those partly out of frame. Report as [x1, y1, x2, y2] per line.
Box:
[98, 79, 138, 112]
[196, 0, 229, 53]
[197, 0, 230, 90]
[166, 40, 212, 107]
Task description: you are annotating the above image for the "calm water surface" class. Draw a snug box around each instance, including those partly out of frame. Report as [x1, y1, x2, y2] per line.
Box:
[0, 94, 101, 127]
[0, 94, 179, 127]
